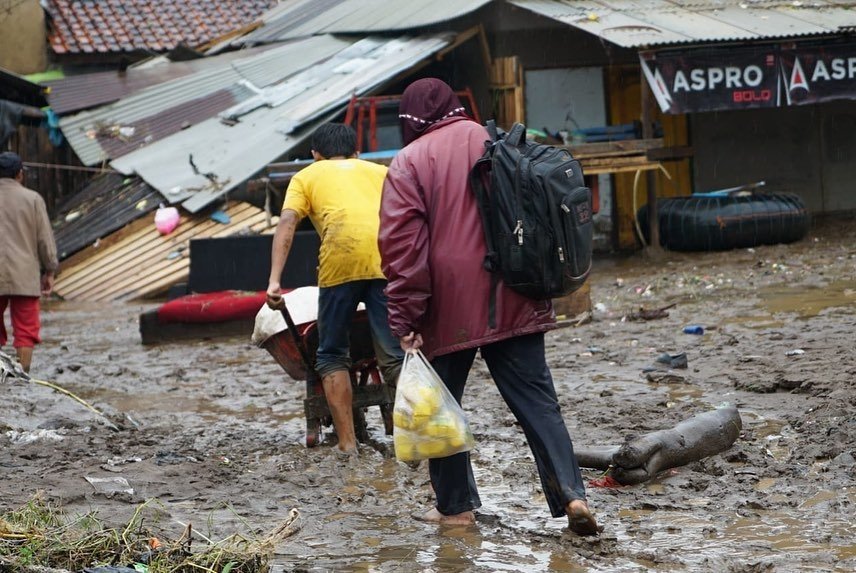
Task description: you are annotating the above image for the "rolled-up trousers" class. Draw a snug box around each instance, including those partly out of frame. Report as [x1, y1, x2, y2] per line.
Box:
[429, 332, 587, 518]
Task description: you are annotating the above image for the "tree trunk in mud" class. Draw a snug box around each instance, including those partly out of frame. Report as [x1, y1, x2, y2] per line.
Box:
[575, 405, 743, 485]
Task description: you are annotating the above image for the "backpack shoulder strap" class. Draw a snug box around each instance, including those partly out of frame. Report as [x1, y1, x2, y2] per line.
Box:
[470, 153, 499, 330]
[506, 122, 526, 146]
[486, 119, 499, 142]
[470, 156, 498, 273]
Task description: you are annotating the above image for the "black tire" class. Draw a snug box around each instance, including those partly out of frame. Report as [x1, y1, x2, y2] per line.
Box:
[637, 192, 810, 251]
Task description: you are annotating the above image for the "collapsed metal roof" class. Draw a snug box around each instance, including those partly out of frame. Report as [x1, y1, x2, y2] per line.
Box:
[235, 0, 492, 45]
[509, 0, 856, 48]
[53, 172, 160, 261]
[44, 45, 277, 115]
[60, 36, 352, 167]
[109, 32, 453, 213]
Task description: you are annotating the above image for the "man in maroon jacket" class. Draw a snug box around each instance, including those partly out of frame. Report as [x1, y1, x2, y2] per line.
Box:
[378, 79, 600, 535]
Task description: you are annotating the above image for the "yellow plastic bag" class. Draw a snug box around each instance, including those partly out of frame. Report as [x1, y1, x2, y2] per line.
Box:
[393, 350, 475, 462]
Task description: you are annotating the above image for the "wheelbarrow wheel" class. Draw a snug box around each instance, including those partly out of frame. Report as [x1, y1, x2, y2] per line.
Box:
[353, 407, 369, 443]
[380, 404, 394, 436]
[305, 417, 322, 448]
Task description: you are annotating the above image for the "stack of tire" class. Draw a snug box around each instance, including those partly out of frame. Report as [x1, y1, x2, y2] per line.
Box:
[636, 192, 810, 251]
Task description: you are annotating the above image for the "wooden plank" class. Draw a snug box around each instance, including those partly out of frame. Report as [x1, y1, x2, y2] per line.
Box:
[57, 214, 190, 283]
[582, 155, 657, 168]
[646, 145, 694, 161]
[123, 214, 275, 301]
[583, 163, 660, 175]
[58, 204, 266, 299]
[59, 212, 155, 272]
[73, 208, 267, 300]
[563, 138, 664, 158]
[94, 210, 272, 301]
[57, 204, 261, 295]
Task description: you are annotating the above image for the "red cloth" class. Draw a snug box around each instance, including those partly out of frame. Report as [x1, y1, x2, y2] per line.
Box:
[157, 290, 267, 324]
[0, 295, 41, 348]
[379, 116, 555, 360]
[588, 475, 623, 488]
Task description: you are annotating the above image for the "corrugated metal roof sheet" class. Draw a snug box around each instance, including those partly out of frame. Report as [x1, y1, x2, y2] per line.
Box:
[53, 172, 160, 261]
[110, 32, 453, 213]
[44, 46, 276, 115]
[236, 0, 491, 45]
[54, 201, 274, 302]
[509, 0, 856, 48]
[60, 36, 352, 166]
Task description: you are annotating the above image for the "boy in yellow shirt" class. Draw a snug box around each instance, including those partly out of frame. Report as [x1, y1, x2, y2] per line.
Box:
[266, 123, 403, 454]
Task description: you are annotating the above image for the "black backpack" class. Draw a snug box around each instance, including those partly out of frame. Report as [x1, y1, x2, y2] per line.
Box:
[470, 121, 593, 311]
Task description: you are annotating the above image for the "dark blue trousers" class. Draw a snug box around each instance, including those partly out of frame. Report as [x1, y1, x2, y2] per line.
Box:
[429, 332, 586, 518]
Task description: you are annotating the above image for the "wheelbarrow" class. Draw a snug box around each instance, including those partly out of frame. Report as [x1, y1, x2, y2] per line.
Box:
[260, 301, 395, 447]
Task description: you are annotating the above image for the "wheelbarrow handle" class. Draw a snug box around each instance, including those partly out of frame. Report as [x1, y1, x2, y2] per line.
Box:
[279, 306, 314, 370]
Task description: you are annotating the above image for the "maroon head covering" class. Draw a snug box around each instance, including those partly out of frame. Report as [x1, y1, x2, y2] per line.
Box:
[399, 78, 467, 145]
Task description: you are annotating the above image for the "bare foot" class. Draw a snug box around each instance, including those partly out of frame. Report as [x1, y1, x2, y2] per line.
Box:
[414, 507, 475, 525]
[331, 445, 358, 458]
[566, 500, 601, 537]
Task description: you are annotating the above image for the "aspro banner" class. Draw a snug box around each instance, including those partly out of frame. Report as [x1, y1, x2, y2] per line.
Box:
[779, 43, 856, 106]
[641, 42, 856, 114]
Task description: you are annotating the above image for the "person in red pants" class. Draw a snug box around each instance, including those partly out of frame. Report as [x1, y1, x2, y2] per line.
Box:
[0, 152, 58, 373]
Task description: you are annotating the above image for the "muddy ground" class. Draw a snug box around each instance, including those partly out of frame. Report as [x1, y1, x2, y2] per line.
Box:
[2, 217, 854, 572]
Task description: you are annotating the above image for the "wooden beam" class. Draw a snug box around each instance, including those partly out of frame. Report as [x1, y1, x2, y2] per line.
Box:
[562, 138, 664, 159]
[640, 68, 663, 255]
[646, 145, 694, 161]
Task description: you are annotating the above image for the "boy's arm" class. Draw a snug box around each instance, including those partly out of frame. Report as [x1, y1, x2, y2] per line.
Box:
[266, 209, 300, 309]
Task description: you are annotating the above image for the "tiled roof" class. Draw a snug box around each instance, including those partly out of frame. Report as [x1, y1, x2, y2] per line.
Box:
[45, 0, 278, 56]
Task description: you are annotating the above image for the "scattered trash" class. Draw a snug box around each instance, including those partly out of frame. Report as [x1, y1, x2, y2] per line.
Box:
[785, 349, 805, 356]
[106, 456, 143, 467]
[594, 302, 608, 313]
[625, 303, 676, 321]
[683, 325, 705, 335]
[210, 210, 231, 224]
[155, 451, 198, 465]
[165, 246, 186, 260]
[645, 372, 687, 384]
[64, 210, 81, 222]
[6, 429, 65, 445]
[615, 278, 625, 287]
[82, 566, 138, 573]
[84, 476, 135, 498]
[134, 199, 148, 210]
[655, 352, 688, 369]
[588, 475, 623, 488]
[154, 205, 180, 235]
